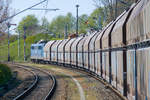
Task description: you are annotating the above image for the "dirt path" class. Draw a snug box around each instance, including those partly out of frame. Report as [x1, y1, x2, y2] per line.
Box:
[55, 69, 85, 100]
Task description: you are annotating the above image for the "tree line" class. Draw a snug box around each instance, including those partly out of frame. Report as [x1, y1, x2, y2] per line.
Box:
[93, 0, 136, 23]
[17, 0, 137, 39]
[16, 8, 105, 39]
[0, 0, 137, 40]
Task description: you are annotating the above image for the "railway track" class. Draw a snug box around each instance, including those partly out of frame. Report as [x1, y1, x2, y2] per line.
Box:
[1, 63, 56, 100]
[12, 65, 38, 100]
[14, 64, 56, 100]
[24, 63, 125, 100]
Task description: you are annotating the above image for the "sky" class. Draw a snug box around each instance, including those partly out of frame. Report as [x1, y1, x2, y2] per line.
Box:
[10, 0, 96, 34]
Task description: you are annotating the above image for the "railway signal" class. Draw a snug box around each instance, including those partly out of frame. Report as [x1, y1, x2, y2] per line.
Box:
[23, 26, 27, 61]
[7, 23, 16, 61]
[18, 31, 20, 58]
[7, 23, 10, 61]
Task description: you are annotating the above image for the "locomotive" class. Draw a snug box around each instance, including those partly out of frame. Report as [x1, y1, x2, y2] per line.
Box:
[31, 0, 150, 100]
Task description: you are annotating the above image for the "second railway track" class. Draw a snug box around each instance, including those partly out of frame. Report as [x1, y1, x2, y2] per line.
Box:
[2, 63, 56, 100]
[15, 64, 56, 100]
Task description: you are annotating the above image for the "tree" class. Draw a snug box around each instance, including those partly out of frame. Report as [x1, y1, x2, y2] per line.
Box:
[64, 13, 76, 34]
[0, 0, 11, 45]
[17, 15, 39, 36]
[48, 13, 76, 38]
[93, 0, 115, 22]
[116, 0, 135, 16]
[40, 17, 52, 41]
[48, 15, 65, 38]
[79, 14, 89, 33]
[88, 8, 104, 30]
[0, 0, 11, 33]
[93, 0, 135, 24]
[41, 17, 49, 29]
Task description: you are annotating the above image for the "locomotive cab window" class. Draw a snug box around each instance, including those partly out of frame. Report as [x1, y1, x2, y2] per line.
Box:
[31, 46, 34, 49]
[38, 46, 42, 49]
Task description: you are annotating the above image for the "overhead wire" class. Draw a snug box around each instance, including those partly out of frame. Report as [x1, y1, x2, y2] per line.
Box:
[0, 0, 47, 23]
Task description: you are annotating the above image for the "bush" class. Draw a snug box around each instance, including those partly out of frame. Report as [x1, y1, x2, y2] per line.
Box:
[0, 63, 12, 85]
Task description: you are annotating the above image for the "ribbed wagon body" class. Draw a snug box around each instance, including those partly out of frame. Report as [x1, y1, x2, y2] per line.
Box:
[126, 0, 150, 45]
[77, 36, 88, 68]
[71, 37, 83, 67]
[83, 33, 97, 70]
[58, 39, 70, 64]
[30, 1, 150, 100]
[101, 20, 115, 82]
[89, 32, 99, 73]
[51, 40, 63, 63]
[65, 38, 76, 65]
[110, 3, 136, 94]
[43, 41, 56, 62]
[94, 22, 113, 77]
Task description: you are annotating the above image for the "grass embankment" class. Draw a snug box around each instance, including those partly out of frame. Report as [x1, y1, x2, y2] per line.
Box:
[0, 33, 63, 61]
[0, 63, 12, 85]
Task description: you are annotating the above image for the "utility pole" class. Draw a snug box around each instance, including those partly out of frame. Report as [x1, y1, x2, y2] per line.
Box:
[44, 25, 49, 42]
[76, 4, 79, 36]
[64, 24, 68, 39]
[103, 9, 106, 24]
[18, 31, 20, 57]
[7, 23, 16, 61]
[23, 26, 27, 61]
[7, 23, 10, 61]
[115, 0, 118, 19]
[46, 29, 48, 42]
[98, 15, 102, 30]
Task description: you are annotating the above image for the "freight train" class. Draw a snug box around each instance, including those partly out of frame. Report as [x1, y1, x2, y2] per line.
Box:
[30, 0, 150, 100]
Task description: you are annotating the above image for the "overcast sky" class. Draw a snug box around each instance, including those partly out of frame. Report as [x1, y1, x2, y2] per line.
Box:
[10, 0, 96, 34]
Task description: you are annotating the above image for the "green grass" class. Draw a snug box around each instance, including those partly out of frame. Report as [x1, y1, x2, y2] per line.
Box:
[0, 33, 63, 61]
[0, 63, 12, 85]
